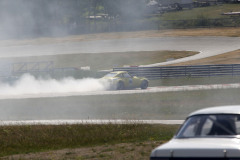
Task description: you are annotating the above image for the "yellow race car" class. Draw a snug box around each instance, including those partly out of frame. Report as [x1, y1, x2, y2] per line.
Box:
[102, 71, 149, 90]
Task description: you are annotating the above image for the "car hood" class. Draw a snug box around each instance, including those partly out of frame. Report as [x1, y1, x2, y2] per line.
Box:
[101, 77, 118, 81]
[151, 138, 240, 158]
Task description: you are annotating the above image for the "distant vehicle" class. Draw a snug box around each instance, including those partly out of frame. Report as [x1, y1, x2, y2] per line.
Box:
[101, 71, 149, 90]
[222, 11, 240, 16]
[150, 105, 240, 160]
[158, 0, 194, 10]
[221, 0, 240, 3]
[146, 0, 221, 14]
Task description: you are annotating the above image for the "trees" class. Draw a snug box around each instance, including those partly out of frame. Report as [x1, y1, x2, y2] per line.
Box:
[101, 0, 147, 20]
[0, 0, 149, 38]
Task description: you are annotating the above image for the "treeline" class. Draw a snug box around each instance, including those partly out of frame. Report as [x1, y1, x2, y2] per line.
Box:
[0, 0, 238, 39]
[0, 0, 149, 38]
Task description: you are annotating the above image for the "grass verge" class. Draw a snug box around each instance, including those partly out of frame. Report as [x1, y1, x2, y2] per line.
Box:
[0, 124, 179, 157]
[159, 4, 240, 20]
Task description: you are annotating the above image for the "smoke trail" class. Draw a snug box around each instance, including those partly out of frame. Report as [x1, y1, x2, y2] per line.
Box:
[0, 74, 109, 96]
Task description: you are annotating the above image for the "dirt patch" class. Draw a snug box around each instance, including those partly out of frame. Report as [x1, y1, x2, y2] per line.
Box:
[1, 141, 164, 160]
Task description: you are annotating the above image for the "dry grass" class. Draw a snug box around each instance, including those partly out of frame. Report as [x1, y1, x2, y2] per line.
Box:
[0, 124, 178, 159]
[160, 28, 240, 37]
[170, 49, 240, 66]
[1, 141, 164, 160]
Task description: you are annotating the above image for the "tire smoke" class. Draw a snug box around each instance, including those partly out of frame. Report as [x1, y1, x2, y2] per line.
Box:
[0, 74, 109, 96]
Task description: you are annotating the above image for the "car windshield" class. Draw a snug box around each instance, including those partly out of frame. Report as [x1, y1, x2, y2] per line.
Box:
[103, 73, 118, 78]
[176, 114, 240, 138]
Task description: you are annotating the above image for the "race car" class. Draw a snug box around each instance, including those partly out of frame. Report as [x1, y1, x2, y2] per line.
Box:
[101, 71, 149, 90]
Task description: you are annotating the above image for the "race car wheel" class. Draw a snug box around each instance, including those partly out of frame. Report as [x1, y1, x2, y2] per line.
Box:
[141, 80, 148, 89]
[117, 81, 124, 90]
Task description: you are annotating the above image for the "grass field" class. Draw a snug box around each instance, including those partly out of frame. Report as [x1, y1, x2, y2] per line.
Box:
[0, 124, 179, 159]
[159, 4, 240, 20]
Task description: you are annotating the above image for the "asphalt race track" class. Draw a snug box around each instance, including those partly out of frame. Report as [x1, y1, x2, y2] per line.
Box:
[0, 83, 240, 100]
[1, 36, 240, 123]
[0, 82, 239, 123]
[0, 36, 240, 66]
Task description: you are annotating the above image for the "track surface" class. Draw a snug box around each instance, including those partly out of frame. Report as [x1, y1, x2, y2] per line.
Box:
[0, 37, 240, 66]
[0, 83, 240, 100]
[0, 83, 238, 122]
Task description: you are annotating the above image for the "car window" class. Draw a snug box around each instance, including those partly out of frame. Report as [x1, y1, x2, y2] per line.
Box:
[178, 116, 202, 138]
[104, 73, 117, 77]
[200, 116, 215, 136]
[119, 74, 124, 78]
[235, 118, 240, 133]
[123, 73, 132, 78]
[176, 114, 240, 138]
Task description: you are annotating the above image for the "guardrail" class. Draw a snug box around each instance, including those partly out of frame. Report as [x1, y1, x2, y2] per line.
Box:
[12, 61, 54, 74]
[113, 64, 240, 79]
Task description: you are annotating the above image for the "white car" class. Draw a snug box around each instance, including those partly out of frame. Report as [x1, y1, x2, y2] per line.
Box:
[150, 106, 240, 160]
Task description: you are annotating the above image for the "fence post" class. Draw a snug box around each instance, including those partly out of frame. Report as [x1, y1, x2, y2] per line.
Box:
[185, 66, 187, 77]
[208, 65, 211, 77]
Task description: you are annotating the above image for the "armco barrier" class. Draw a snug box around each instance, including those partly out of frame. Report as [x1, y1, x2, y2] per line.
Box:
[113, 64, 240, 79]
[12, 61, 54, 74]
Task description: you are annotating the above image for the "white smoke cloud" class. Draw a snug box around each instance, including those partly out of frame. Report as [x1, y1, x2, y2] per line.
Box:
[0, 74, 109, 96]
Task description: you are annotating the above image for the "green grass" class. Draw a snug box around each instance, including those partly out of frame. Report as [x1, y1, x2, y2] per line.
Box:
[159, 4, 240, 20]
[147, 4, 240, 28]
[0, 124, 179, 157]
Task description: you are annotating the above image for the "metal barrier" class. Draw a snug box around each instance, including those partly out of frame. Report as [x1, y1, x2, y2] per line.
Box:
[113, 64, 240, 79]
[12, 61, 54, 74]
